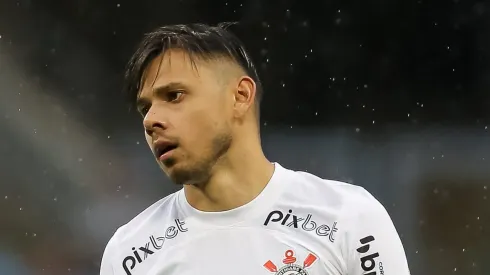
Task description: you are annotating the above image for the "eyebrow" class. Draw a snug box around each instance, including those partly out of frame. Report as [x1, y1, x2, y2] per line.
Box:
[136, 82, 186, 108]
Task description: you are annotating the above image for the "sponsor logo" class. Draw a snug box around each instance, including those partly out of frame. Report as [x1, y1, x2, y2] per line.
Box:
[264, 250, 317, 275]
[264, 209, 338, 242]
[121, 219, 187, 275]
[356, 235, 382, 275]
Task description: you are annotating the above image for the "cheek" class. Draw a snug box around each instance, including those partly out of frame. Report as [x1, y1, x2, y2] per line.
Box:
[182, 109, 221, 149]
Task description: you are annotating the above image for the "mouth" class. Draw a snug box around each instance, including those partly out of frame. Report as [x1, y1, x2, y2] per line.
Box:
[155, 143, 178, 161]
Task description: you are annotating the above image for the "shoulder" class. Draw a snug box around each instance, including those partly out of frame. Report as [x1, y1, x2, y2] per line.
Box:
[102, 190, 181, 253]
[283, 167, 382, 213]
[281, 166, 390, 235]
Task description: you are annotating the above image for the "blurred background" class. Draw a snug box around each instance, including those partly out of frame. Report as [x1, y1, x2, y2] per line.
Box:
[0, 0, 489, 274]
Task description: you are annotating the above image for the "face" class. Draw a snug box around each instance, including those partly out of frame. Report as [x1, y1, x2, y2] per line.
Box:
[137, 50, 234, 185]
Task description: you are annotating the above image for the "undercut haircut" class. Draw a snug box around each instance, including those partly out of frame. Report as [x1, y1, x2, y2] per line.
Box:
[123, 22, 263, 117]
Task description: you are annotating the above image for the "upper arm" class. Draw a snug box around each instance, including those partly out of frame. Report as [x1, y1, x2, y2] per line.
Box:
[344, 191, 410, 275]
[100, 236, 118, 275]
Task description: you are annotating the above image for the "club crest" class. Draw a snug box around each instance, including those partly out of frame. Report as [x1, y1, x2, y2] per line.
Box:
[263, 250, 317, 275]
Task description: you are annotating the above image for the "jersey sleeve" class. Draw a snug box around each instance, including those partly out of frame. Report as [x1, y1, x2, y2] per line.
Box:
[344, 189, 410, 275]
[100, 234, 118, 275]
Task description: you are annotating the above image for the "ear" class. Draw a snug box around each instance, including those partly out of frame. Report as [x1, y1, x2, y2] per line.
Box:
[233, 76, 256, 118]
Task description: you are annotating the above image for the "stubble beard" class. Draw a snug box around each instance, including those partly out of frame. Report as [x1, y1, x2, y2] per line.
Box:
[166, 129, 233, 186]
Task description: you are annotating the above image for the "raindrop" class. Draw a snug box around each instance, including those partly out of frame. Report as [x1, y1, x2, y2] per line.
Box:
[355, 128, 360, 133]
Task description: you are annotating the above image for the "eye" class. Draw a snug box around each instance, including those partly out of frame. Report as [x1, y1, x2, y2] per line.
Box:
[166, 91, 184, 102]
[139, 105, 151, 116]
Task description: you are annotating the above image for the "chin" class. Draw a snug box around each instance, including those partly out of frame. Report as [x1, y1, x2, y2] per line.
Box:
[165, 160, 210, 186]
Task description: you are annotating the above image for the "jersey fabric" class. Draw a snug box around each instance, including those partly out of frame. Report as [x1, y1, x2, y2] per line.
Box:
[100, 163, 410, 275]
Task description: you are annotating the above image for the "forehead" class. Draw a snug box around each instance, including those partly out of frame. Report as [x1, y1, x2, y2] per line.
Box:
[138, 50, 225, 98]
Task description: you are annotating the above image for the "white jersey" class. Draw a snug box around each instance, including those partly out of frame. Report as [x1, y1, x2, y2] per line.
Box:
[100, 163, 410, 275]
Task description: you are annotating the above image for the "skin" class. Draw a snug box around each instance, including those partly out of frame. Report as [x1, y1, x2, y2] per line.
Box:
[137, 49, 274, 212]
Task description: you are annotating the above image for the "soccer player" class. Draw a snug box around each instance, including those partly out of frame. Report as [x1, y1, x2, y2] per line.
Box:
[100, 23, 410, 275]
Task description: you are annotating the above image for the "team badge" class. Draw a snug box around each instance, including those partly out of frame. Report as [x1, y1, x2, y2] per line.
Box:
[264, 250, 317, 275]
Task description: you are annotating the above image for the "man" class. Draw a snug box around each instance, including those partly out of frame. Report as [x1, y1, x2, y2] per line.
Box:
[100, 23, 410, 275]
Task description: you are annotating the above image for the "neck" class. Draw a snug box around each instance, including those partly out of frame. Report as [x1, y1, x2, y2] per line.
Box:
[183, 135, 274, 212]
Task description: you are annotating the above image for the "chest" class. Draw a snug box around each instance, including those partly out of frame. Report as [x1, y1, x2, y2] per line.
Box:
[115, 227, 344, 275]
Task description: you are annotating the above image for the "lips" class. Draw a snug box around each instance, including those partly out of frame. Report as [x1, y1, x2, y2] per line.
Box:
[154, 141, 178, 160]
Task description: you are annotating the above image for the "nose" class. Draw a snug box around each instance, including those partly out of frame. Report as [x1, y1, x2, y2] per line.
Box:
[143, 110, 167, 136]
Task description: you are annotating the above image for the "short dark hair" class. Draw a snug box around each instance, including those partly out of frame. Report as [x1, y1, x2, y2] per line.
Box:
[123, 22, 263, 115]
